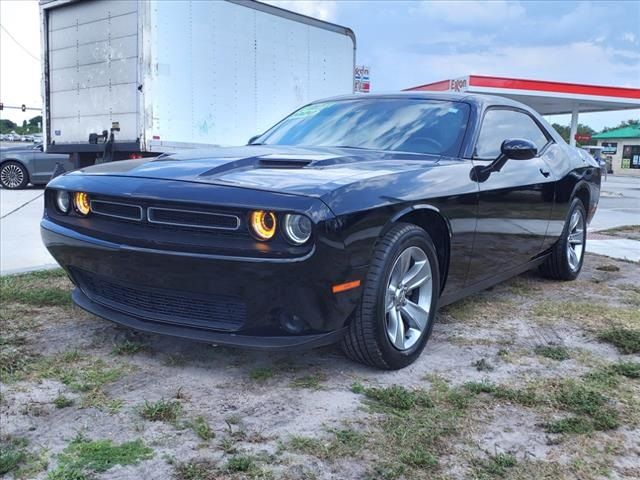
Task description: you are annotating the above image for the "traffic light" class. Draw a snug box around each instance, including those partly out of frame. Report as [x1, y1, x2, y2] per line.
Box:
[0, 102, 3, 111]
[21, 104, 26, 112]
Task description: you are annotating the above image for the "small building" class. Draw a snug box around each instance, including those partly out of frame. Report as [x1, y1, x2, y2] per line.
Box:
[592, 126, 640, 176]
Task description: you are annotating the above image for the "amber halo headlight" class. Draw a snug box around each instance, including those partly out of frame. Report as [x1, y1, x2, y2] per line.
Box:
[73, 192, 91, 216]
[249, 210, 277, 241]
[55, 190, 71, 214]
[283, 214, 312, 245]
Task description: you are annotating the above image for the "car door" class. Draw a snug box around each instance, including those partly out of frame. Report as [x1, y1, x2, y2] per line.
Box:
[33, 145, 71, 182]
[465, 107, 556, 286]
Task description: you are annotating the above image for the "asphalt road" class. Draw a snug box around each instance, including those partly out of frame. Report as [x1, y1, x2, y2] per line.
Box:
[0, 174, 638, 275]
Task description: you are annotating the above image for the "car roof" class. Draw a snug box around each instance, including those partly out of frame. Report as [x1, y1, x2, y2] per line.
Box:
[312, 91, 537, 113]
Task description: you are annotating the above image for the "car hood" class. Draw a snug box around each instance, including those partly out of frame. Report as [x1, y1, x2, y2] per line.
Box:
[70, 145, 444, 197]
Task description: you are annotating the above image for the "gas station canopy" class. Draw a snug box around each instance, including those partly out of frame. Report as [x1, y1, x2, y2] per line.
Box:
[405, 75, 640, 145]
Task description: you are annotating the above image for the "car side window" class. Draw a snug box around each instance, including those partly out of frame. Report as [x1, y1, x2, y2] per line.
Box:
[474, 109, 549, 160]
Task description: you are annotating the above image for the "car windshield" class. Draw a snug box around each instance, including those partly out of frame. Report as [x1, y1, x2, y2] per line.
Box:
[255, 98, 471, 156]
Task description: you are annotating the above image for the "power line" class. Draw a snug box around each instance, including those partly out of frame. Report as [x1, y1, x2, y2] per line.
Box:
[0, 24, 40, 62]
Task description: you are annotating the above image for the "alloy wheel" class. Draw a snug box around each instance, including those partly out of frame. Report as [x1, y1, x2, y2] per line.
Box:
[566, 209, 585, 271]
[1, 164, 24, 188]
[384, 246, 433, 351]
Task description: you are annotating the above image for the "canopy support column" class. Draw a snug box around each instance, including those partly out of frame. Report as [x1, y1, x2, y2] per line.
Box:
[569, 105, 579, 146]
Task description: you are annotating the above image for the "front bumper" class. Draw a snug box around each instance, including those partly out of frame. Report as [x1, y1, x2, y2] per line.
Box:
[42, 220, 365, 350]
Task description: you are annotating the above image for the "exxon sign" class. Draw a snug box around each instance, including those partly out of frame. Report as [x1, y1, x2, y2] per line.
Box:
[354, 65, 370, 93]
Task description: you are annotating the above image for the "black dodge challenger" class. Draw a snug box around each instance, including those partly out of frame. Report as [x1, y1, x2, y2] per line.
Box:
[42, 93, 600, 369]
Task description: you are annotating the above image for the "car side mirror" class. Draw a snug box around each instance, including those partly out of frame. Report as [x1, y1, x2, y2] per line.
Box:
[501, 138, 537, 161]
[247, 135, 260, 145]
[471, 138, 538, 183]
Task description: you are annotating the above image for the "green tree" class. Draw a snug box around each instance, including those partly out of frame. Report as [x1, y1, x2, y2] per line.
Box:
[0, 119, 17, 134]
[551, 123, 595, 145]
[28, 115, 42, 130]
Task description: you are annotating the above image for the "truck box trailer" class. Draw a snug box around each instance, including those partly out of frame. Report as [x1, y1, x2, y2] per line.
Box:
[40, 0, 355, 164]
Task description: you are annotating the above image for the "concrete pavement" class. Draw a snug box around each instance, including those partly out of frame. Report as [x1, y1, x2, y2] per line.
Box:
[0, 187, 58, 275]
[0, 175, 638, 276]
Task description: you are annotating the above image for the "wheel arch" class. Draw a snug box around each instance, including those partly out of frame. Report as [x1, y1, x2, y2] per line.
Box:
[388, 205, 451, 293]
[572, 182, 590, 210]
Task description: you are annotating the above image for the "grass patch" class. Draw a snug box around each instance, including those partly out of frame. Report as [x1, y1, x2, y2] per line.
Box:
[225, 455, 256, 473]
[534, 344, 570, 361]
[289, 372, 326, 390]
[532, 301, 639, 331]
[598, 328, 640, 354]
[549, 380, 619, 432]
[610, 361, 640, 378]
[362, 384, 433, 411]
[289, 428, 365, 460]
[473, 453, 517, 479]
[472, 358, 494, 371]
[0, 335, 38, 381]
[139, 399, 182, 423]
[0, 435, 47, 478]
[47, 435, 152, 479]
[0, 436, 28, 475]
[249, 367, 275, 382]
[464, 381, 538, 407]
[544, 416, 595, 434]
[190, 416, 214, 441]
[441, 296, 516, 323]
[1, 269, 71, 307]
[111, 340, 146, 356]
[351, 380, 476, 476]
[595, 264, 620, 272]
[174, 460, 217, 480]
[53, 394, 73, 409]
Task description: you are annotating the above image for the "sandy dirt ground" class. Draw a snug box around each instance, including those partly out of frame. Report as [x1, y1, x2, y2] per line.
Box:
[1, 253, 639, 480]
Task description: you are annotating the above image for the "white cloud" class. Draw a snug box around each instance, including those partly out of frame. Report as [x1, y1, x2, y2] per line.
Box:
[623, 32, 637, 44]
[417, 0, 525, 26]
[264, 1, 338, 22]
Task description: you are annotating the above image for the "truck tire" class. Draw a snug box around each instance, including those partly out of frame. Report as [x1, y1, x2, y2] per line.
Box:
[0, 161, 29, 189]
[539, 198, 587, 281]
[341, 223, 440, 370]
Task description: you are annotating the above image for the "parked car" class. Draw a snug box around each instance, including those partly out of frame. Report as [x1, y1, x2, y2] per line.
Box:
[1, 143, 74, 189]
[41, 93, 601, 369]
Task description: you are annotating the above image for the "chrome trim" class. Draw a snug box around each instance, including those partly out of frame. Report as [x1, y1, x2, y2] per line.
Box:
[147, 207, 241, 231]
[90, 200, 143, 221]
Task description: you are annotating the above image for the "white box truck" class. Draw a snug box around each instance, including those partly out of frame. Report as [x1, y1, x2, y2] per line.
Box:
[39, 0, 355, 165]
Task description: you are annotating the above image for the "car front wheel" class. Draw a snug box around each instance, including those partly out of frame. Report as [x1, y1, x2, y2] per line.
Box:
[0, 161, 29, 189]
[540, 197, 587, 280]
[341, 223, 440, 370]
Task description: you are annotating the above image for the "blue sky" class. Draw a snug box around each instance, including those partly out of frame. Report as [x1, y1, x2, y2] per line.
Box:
[1, 0, 638, 131]
[272, 0, 640, 130]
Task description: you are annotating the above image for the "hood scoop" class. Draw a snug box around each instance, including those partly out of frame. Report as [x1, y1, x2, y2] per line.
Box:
[257, 158, 313, 169]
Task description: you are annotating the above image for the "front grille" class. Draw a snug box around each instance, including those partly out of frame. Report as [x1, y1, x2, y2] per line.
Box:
[148, 207, 240, 230]
[74, 269, 245, 331]
[91, 200, 143, 221]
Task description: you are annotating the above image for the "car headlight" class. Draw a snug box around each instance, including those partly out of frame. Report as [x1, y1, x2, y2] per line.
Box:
[55, 190, 70, 214]
[249, 210, 277, 241]
[74, 192, 91, 216]
[283, 214, 312, 245]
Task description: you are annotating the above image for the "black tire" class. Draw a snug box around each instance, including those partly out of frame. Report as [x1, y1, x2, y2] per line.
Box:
[341, 223, 440, 370]
[539, 198, 587, 281]
[0, 161, 29, 189]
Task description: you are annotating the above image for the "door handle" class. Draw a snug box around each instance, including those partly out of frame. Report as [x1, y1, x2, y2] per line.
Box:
[539, 168, 550, 178]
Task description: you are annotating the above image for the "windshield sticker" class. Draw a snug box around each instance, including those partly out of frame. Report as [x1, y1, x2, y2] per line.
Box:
[290, 103, 331, 119]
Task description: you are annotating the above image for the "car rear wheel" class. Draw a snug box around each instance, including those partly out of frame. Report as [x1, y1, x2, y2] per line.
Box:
[539, 197, 586, 280]
[341, 223, 440, 370]
[0, 161, 29, 189]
